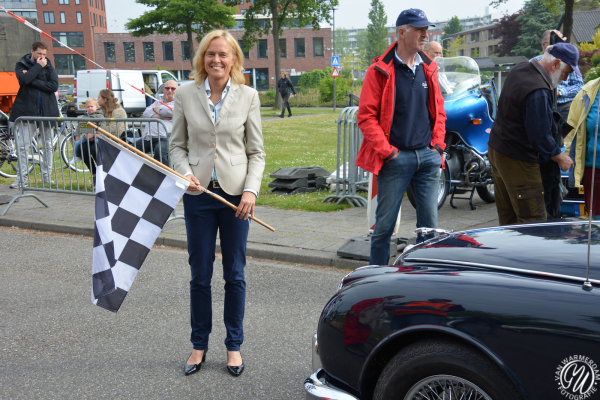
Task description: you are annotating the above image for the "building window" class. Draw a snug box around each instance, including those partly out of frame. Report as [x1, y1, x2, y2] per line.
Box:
[471, 32, 479, 42]
[279, 38, 286, 58]
[54, 54, 86, 75]
[43, 12, 55, 24]
[472, 47, 479, 57]
[294, 38, 305, 57]
[75, 0, 80, 4]
[101, 0, 104, 11]
[76, 12, 82, 24]
[257, 39, 268, 58]
[181, 41, 190, 61]
[488, 29, 494, 40]
[104, 42, 116, 62]
[144, 42, 155, 62]
[58, 0, 69, 4]
[93, 13, 96, 26]
[124, 42, 135, 62]
[241, 9, 246, 15]
[162, 41, 174, 61]
[313, 37, 324, 57]
[238, 40, 249, 59]
[52, 32, 85, 47]
[240, 0, 244, 3]
[60, 12, 66, 24]
[42, 0, 47, 4]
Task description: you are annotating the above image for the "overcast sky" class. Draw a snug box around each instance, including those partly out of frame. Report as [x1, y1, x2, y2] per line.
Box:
[105, 0, 527, 33]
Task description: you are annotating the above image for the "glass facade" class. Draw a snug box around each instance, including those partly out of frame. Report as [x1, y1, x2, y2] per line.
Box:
[124, 42, 135, 62]
[295, 38, 305, 57]
[54, 54, 86, 75]
[52, 32, 84, 47]
[143, 42, 155, 62]
[313, 37, 324, 57]
[104, 42, 115, 62]
[162, 41, 174, 61]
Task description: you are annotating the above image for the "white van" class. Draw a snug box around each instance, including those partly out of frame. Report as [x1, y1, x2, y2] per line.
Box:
[75, 69, 178, 116]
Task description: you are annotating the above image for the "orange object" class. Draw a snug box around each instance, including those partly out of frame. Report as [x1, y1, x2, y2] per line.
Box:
[0, 72, 19, 114]
[471, 118, 482, 125]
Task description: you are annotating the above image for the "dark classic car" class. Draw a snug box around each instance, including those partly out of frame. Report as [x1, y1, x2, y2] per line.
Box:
[305, 221, 600, 400]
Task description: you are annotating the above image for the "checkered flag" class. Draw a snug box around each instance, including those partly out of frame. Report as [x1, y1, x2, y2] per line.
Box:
[91, 135, 189, 312]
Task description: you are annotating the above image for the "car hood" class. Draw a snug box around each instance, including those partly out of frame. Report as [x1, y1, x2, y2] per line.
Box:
[399, 221, 600, 282]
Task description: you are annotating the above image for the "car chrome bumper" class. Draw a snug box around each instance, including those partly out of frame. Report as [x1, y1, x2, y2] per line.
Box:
[306, 333, 359, 399]
[305, 369, 359, 400]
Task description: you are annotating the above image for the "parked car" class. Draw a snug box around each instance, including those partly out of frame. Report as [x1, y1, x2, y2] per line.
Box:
[58, 84, 74, 101]
[305, 221, 600, 400]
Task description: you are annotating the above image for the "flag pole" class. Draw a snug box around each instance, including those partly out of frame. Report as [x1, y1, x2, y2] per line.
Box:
[87, 122, 276, 232]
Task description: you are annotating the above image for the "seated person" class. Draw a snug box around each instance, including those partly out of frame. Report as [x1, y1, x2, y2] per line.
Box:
[71, 97, 103, 165]
[135, 80, 177, 166]
[81, 89, 127, 179]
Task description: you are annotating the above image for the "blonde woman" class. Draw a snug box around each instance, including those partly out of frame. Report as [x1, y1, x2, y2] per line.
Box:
[170, 29, 265, 377]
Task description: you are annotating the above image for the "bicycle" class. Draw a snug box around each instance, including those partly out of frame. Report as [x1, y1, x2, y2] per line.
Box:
[60, 127, 90, 173]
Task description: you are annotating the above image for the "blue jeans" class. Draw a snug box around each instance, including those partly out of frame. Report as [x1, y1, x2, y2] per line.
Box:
[370, 147, 441, 265]
[134, 137, 170, 166]
[183, 190, 250, 351]
[74, 136, 87, 158]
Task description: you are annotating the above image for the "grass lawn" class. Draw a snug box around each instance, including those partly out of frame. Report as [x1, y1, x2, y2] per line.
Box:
[257, 113, 367, 211]
[259, 108, 338, 119]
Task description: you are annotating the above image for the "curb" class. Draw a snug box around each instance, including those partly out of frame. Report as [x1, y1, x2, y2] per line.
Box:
[0, 216, 366, 270]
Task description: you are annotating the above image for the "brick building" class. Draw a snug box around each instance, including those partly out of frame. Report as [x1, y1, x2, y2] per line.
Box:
[36, 0, 108, 76]
[94, 22, 331, 91]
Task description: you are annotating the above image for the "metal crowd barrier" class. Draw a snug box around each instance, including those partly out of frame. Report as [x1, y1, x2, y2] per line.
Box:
[322, 107, 369, 207]
[1, 116, 180, 221]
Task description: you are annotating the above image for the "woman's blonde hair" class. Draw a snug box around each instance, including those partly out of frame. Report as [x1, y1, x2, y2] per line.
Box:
[190, 30, 245, 85]
[98, 89, 121, 117]
[281, 71, 288, 78]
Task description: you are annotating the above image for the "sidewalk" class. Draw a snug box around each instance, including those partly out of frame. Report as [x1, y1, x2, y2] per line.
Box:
[0, 184, 499, 269]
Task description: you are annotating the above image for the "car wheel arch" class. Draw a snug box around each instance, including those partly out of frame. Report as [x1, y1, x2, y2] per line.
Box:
[358, 327, 528, 400]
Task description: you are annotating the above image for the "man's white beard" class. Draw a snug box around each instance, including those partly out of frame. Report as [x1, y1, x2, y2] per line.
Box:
[550, 64, 567, 88]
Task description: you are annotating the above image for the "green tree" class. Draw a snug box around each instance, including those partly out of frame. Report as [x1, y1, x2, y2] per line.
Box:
[240, 0, 338, 108]
[441, 16, 463, 54]
[512, 0, 560, 59]
[491, 0, 600, 47]
[336, 28, 352, 56]
[366, 0, 389, 64]
[448, 36, 465, 56]
[445, 16, 463, 35]
[125, 0, 236, 69]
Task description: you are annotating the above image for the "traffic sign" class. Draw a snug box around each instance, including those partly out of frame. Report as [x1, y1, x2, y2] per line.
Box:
[331, 56, 340, 67]
[331, 67, 340, 78]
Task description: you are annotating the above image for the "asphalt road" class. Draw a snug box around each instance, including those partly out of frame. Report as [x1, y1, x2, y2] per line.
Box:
[0, 227, 346, 399]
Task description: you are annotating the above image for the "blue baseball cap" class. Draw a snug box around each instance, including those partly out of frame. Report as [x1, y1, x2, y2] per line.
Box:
[396, 9, 435, 28]
[549, 42, 581, 76]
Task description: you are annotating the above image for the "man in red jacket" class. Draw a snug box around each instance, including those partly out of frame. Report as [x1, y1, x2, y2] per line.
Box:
[357, 9, 447, 265]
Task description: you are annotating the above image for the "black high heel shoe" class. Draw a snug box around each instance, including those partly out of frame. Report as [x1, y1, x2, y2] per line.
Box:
[226, 353, 245, 377]
[184, 348, 208, 376]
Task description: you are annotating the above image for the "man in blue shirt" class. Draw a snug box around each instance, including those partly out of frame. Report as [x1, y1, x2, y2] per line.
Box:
[532, 30, 584, 121]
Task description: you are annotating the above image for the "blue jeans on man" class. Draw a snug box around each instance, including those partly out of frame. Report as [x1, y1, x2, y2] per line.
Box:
[183, 189, 250, 351]
[134, 136, 170, 166]
[370, 147, 441, 265]
[74, 136, 87, 158]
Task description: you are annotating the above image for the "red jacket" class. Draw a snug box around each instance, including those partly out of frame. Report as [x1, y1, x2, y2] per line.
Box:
[356, 42, 447, 175]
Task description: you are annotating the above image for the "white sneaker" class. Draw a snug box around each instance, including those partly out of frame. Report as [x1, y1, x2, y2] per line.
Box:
[42, 176, 56, 185]
[69, 156, 82, 164]
[9, 179, 28, 189]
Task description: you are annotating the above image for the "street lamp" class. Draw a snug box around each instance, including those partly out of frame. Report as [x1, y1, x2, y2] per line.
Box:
[332, 8, 338, 57]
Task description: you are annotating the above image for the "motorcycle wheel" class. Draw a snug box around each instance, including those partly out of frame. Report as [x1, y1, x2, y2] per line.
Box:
[406, 165, 449, 210]
[476, 184, 495, 203]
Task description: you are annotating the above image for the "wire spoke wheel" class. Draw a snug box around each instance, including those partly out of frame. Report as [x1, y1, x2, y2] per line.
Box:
[404, 375, 492, 400]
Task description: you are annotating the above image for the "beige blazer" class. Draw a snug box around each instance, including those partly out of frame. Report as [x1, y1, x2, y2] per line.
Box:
[170, 79, 266, 196]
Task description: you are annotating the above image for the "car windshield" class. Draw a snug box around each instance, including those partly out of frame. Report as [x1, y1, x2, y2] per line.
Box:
[436, 56, 481, 100]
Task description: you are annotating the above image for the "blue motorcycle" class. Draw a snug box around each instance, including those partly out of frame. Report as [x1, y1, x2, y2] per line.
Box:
[407, 56, 498, 210]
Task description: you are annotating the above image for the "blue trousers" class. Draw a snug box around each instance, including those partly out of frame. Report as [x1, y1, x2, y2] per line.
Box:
[183, 190, 250, 351]
[370, 147, 441, 265]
